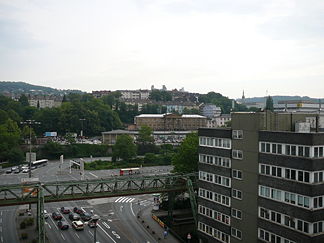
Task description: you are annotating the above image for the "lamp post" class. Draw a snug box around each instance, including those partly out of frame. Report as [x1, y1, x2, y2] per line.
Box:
[91, 215, 100, 243]
[20, 120, 41, 178]
[79, 118, 85, 143]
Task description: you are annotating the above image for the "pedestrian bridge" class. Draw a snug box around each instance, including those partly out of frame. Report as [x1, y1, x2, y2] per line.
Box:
[0, 173, 197, 206]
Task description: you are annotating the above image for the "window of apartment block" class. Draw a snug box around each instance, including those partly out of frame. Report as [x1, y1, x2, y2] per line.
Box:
[231, 227, 242, 240]
[232, 130, 243, 139]
[232, 150, 243, 159]
[232, 169, 242, 179]
[232, 189, 242, 200]
[232, 208, 242, 219]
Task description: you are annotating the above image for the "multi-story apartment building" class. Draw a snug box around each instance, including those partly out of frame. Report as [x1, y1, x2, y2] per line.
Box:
[118, 89, 150, 100]
[28, 95, 62, 108]
[198, 111, 324, 243]
[135, 113, 207, 131]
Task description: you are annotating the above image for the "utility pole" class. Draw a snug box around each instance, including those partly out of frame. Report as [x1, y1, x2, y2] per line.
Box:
[21, 120, 41, 178]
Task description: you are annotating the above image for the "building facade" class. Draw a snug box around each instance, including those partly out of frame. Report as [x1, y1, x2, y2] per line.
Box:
[134, 113, 207, 131]
[274, 100, 323, 113]
[28, 95, 62, 108]
[198, 111, 324, 243]
[200, 104, 222, 118]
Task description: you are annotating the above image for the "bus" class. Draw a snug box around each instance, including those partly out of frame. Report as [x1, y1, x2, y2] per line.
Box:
[119, 167, 140, 176]
[31, 159, 48, 168]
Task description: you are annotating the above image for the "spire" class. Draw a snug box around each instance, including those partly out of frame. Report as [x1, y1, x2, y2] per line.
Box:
[242, 90, 245, 103]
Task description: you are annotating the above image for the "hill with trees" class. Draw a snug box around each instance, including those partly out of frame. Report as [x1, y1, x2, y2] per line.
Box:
[0, 81, 83, 95]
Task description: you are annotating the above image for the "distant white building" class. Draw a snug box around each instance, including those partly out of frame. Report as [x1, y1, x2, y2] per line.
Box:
[118, 90, 150, 100]
[274, 100, 323, 113]
[28, 95, 62, 108]
[206, 114, 231, 128]
[199, 104, 221, 118]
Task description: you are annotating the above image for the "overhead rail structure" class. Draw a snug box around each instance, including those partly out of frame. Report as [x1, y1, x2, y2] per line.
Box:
[0, 173, 197, 243]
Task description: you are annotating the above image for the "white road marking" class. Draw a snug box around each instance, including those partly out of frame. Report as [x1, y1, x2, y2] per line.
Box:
[130, 203, 135, 217]
[60, 233, 65, 240]
[1, 236, 3, 242]
[120, 206, 123, 212]
[49, 216, 59, 230]
[0, 211, 2, 216]
[75, 233, 80, 238]
[102, 222, 110, 229]
[89, 172, 98, 178]
[88, 230, 93, 236]
[80, 207, 86, 213]
[46, 222, 51, 229]
[112, 231, 121, 239]
[114, 197, 123, 202]
[97, 224, 117, 243]
[125, 198, 134, 203]
[129, 198, 135, 203]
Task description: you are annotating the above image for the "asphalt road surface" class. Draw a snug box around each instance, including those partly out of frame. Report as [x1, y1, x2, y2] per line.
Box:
[0, 158, 172, 242]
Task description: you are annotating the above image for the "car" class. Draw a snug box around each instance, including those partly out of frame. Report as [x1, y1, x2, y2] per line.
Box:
[69, 212, 80, 221]
[11, 166, 18, 172]
[58, 220, 69, 230]
[30, 166, 36, 170]
[72, 220, 84, 230]
[60, 207, 70, 214]
[22, 168, 29, 173]
[43, 210, 49, 219]
[13, 168, 20, 174]
[80, 212, 92, 221]
[73, 207, 83, 214]
[52, 212, 62, 220]
[5, 169, 12, 174]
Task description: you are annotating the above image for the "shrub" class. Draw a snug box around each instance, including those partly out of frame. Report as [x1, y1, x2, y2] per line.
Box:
[21, 233, 28, 239]
[20, 221, 26, 229]
[25, 217, 34, 226]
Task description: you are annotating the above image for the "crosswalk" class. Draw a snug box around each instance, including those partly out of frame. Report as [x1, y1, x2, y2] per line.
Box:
[114, 197, 153, 206]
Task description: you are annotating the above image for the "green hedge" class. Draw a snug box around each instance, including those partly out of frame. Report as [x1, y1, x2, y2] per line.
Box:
[84, 153, 172, 171]
[37, 142, 111, 160]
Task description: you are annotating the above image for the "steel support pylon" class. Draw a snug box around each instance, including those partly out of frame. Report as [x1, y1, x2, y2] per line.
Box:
[187, 178, 197, 227]
[37, 186, 45, 243]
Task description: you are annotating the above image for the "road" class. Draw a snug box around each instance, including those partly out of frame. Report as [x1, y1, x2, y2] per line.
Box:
[0, 158, 172, 242]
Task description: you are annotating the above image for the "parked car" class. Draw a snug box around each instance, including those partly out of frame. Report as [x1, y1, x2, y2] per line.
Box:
[11, 166, 18, 172]
[72, 221, 84, 230]
[80, 212, 92, 221]
[13, 168, 20, 174]
[73, 207, 83, 214]
[60, 207, 70, 214]
[52, 212, 62, 220]
[5, 169, 12, 174]
[58, 220, 69, 230]
[69, 212, 80, 221]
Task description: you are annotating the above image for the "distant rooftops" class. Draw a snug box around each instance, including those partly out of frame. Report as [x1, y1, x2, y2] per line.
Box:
[136, 113, 206, 118]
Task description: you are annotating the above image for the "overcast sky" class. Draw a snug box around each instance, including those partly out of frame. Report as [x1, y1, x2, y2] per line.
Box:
[1, 0, 324, 99]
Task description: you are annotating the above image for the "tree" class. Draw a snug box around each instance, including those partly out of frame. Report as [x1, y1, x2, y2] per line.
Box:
[265, 96, 274, 111]
[137, 125, 154, 145]
[149, 90, 172, 102]
[112, 135, 137, 161]
[19, 94, 29, 107]
[172, 133, 198, 173]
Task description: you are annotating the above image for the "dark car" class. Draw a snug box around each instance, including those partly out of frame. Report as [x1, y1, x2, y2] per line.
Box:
[60, 207, 70, 214]
[58, 220, 69, 230]
[5, 169, 12, 174]
[69, 212, 80, 221]
[52, 212, 62, 220]
[80, 212, 92, 221]
[73, 207, 83, 214]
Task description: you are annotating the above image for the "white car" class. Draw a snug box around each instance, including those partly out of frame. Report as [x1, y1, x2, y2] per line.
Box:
[72, 220, 84, 230]
[43, 210, 49, 219]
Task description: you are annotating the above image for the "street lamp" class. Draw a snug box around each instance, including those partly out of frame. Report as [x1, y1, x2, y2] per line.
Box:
[79, 118, 86, 143]
[90, 214, 100, 243]
[20, 120, 41, 178]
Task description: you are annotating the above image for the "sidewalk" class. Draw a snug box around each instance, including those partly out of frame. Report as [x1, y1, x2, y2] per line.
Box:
[137, 206, 180, 243]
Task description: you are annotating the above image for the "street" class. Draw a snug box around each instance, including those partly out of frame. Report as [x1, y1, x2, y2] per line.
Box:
[0, 158, 173, 243]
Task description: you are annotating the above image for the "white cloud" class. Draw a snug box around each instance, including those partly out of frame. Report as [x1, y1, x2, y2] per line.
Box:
[0, 0, 324, 98]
